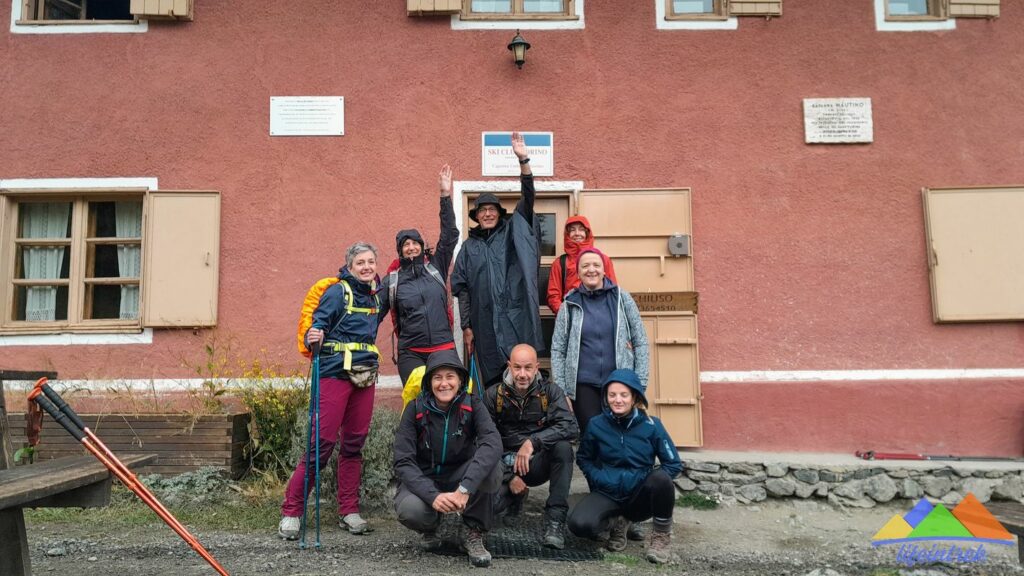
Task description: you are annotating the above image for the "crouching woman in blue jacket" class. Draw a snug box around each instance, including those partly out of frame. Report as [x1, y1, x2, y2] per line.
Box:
[567, 368, 682, 564]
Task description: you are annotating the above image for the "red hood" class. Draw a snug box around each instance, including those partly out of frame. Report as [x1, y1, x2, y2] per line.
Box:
[563, 215, 594, 260]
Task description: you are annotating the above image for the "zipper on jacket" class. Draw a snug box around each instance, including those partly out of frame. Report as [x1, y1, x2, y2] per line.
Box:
[437, 411, 451, 475]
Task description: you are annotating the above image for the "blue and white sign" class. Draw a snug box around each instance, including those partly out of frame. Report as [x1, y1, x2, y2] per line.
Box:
[481, 132, 554, 177]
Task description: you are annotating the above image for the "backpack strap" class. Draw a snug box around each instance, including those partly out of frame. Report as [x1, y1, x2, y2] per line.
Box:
[559, 254, 568, 295]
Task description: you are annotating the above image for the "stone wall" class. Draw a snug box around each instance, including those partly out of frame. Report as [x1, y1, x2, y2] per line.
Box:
[677, 460, 1024, 508]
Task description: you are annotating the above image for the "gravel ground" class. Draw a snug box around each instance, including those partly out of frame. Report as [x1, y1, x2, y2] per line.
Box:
[26, 493, 1024, 576]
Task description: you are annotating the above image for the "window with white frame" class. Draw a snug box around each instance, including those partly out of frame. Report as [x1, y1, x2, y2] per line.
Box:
[8, 196, 142, 326]
[884, 0, 1000, 21]
[663, 0, 782, 21]
[1, 188, 220, 334]
[667, 0, 727, 20]
[19, 0, 134, 22]
[463, 0, 577, 20]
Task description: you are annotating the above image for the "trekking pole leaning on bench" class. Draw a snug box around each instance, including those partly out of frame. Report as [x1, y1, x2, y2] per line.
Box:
[299, 340, 322, 550]
[29, 378, 231, 576]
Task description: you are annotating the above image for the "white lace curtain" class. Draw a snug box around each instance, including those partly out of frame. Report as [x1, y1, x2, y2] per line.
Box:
[115, 201, 142, 320]
[22, 203, 70, 322]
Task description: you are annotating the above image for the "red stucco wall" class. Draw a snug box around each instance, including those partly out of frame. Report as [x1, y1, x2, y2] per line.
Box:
[2, 1, 1023, 453]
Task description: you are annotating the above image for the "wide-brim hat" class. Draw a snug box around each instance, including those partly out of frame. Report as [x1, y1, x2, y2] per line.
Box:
[469, 193, 509, 223]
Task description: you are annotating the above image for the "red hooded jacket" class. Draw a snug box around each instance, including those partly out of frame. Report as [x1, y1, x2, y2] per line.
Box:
[546, 215, 617, 314]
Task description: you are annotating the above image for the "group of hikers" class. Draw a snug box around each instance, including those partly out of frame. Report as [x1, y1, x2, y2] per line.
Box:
[278, 132, 682, 567]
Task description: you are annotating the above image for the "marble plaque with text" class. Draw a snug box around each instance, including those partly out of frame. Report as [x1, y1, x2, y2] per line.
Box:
[803, 98, 873, 144]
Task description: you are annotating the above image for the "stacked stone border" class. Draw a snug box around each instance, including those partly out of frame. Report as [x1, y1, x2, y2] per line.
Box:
[677, 460, 1024, 508]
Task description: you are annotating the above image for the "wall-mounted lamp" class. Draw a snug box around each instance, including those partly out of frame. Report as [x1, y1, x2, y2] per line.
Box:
[507, 30, 531, 69]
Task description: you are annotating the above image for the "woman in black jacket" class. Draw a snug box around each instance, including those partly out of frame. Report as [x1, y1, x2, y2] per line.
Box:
[381, 164, 460, 385]
[393, 349, 503, 567]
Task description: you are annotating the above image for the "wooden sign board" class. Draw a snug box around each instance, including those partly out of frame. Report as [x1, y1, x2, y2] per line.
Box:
[632, 291, 698, 314]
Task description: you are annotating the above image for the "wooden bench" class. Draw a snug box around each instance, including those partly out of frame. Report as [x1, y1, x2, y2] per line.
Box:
[985, 501, 1024, 564]
[0, 374, 154, 576]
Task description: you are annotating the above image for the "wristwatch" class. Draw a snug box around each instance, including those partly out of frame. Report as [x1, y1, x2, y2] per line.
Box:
[457, 484, 470, 495]
[518, 157, 530, 165]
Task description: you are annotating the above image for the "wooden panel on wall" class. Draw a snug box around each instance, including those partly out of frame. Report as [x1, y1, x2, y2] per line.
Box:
[643, 313, 702, 447]
[923, 186, 1024, 322]
[729, 0, 782, 16]
[948, 0, 999, 17]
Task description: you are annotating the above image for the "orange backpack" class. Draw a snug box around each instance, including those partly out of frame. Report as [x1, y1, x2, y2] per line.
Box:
[296, 277, 341, 358]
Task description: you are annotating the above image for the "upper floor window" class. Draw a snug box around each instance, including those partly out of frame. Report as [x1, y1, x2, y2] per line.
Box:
[663, 0, 781, 21]
[885, 0, 945, 20]
[20, 0, 134, 23]
[667, 0, 728, 20]
[463, 0, 577, 20]
[884, 0, 999, 21]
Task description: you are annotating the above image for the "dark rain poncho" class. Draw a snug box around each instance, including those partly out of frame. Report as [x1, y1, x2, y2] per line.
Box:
[451, 174, 543, 386]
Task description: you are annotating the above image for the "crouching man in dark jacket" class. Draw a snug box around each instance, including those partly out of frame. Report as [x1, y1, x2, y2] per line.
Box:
[393, 349, 503, 567]
[483, 344, 578, 549]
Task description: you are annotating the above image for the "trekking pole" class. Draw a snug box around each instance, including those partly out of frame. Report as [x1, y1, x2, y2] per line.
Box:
[32, 380, 194, 539]
[299, 341, 322, 550]
[28, 380, 230, 576]
[856, 450, 1024, 462]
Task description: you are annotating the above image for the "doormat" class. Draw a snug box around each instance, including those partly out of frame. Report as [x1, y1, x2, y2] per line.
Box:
[431, 513, 605, 561]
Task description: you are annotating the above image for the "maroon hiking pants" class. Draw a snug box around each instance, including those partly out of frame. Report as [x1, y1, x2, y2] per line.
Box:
[281, 376, 374, 517]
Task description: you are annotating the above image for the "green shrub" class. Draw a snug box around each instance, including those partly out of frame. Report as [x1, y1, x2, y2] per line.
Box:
[238, 373, 308, 479]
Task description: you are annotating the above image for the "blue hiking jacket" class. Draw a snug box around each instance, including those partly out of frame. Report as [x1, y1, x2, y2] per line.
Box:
[576, 407, 683, 503]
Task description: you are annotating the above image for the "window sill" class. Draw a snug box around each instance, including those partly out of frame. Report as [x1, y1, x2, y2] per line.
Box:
[884, 15, 948, 22]
[460, 14, 579, 21]
[665, 15, 730, 21]
[15, 19, 140, 25]
[1, 323, 143, 335]
[0, 328, 152, 346]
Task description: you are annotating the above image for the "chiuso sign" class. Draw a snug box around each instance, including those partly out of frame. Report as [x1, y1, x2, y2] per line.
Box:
[481, 132, 553, 177]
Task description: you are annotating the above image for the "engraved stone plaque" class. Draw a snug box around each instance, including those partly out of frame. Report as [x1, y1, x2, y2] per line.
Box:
[803, 98, 873, 144]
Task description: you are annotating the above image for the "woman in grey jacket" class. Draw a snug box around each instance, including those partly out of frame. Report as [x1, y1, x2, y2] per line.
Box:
[550, 248, 649, 436]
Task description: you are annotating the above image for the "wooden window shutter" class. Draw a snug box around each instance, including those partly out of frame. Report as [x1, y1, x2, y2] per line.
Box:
[948, 0, 999, 18]
[407, 0, 462, 16]
[130, 0, 194, 21]
[142, 191, 219, 327]
[727, 0, 782, 16]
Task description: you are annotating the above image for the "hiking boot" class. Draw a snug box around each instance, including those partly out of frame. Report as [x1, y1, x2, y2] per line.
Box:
[646, 527, 672, 564]
[461, 526, 492, 567]
[340, 513, 370, 534]
[277, 516, 301, 540]
[606, 516, 628, 552]
[627, 522, 645, 541]
[543, 520, 566, 550]
[421, 530, 442, 552]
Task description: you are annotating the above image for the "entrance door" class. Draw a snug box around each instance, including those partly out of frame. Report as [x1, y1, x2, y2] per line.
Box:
[579, 188, 702, 447]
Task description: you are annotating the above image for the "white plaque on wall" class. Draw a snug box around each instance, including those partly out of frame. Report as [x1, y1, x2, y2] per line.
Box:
[270, 97, 345, 137]
[803, 98, 873, 144]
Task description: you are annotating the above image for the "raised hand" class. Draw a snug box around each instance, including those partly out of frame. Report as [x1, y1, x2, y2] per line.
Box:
[439, 164, 453, 197]
[511, 131, 528, 160]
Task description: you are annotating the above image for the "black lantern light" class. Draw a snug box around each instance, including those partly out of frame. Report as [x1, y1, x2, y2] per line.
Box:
[507, 30, 531, 69]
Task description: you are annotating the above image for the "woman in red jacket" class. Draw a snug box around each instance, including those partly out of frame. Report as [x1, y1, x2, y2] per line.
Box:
[546, 216, 617, 314]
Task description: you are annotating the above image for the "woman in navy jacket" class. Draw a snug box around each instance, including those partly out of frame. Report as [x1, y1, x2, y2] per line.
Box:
[568, 368, 682, 564]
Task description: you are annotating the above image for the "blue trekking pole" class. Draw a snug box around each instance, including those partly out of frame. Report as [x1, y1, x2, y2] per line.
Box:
[299, 341, 323, 550]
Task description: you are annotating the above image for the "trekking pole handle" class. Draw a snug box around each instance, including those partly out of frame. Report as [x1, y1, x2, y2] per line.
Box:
[39, 382, 87, 432]
[310, 340, 322, 357]
[33, 394, 86, 442]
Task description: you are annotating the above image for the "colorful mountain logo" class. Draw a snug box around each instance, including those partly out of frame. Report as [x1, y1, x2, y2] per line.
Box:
[872, 493, 1015, 547]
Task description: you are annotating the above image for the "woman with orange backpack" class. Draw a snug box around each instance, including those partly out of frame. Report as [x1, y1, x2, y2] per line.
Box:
[281, 241, 390, 539]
